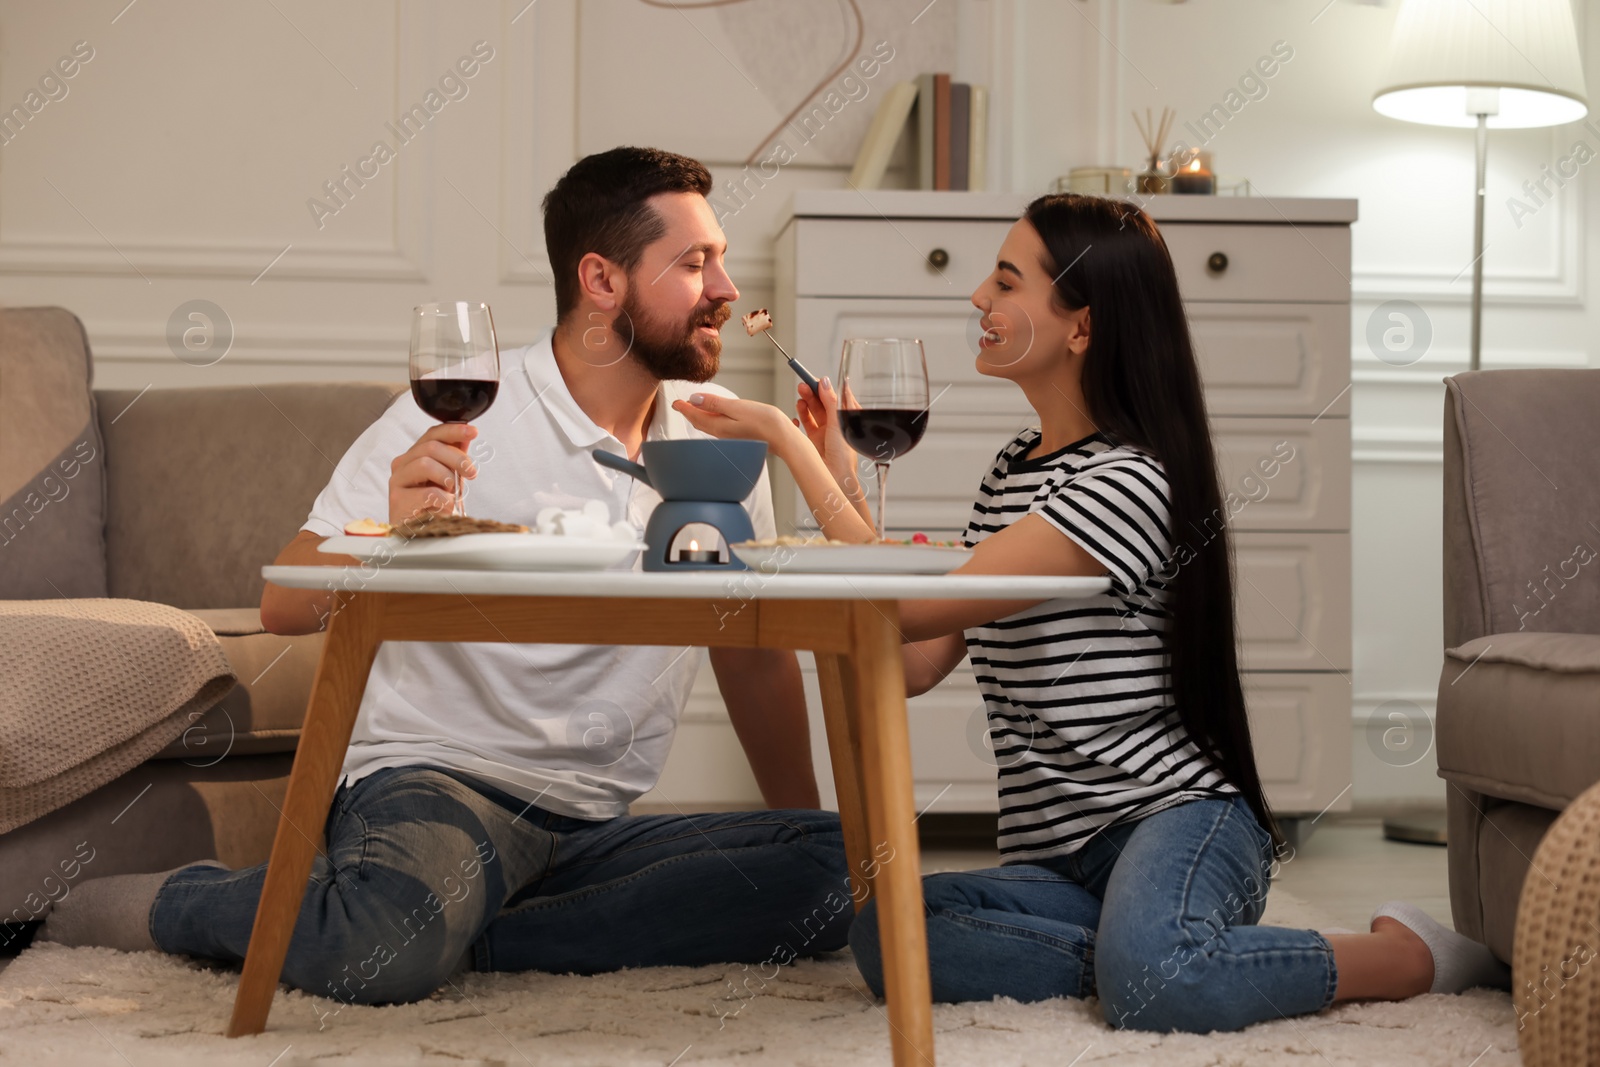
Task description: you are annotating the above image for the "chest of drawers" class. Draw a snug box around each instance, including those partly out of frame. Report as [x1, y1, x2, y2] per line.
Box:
[772, 190, 1357, 830]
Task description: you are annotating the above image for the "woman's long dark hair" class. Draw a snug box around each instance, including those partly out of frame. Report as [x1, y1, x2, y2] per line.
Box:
[1023, 193, 1282, 850]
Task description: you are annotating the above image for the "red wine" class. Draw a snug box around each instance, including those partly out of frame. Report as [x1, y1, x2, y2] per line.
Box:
[839, 408, 927, 463]
[411, 378, 497, 422]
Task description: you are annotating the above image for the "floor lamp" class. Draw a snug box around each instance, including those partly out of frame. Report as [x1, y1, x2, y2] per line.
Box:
[1370, 0, 1587, 846]
[1373, 0, 1588, 373]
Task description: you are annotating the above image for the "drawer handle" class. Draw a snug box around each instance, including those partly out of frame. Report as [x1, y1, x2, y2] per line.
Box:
[927, 247, 950, 270]
[1207, 251, 1229, 273]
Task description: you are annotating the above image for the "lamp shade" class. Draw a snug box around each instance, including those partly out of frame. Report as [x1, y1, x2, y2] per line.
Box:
[1373, 0, 1588, 128]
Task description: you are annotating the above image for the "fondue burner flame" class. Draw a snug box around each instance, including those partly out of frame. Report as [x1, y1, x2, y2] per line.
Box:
[670, 524, 725, 565]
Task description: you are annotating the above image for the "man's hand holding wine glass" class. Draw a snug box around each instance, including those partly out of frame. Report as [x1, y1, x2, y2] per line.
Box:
[388, 422, 480, 524]
[408, 300, 500, 518]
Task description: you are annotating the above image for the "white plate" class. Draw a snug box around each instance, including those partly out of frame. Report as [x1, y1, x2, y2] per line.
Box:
[321, 533, 643, 572]
[731, 543, 969, 575]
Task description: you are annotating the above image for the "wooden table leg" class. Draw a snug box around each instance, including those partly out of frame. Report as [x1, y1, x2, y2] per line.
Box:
[816, 652, 874, 911]
[847, 602, 935, 1067]
[226, 593, 386, 1037]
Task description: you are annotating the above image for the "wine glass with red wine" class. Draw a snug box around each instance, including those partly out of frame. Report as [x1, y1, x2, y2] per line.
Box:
[409, 301, 499, 517]
[837, 338, 930, 541]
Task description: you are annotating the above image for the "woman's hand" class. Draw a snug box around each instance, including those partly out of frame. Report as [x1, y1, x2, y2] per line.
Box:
[795, 377, 873, 527]
[796, 377, 852, 477]
[795, 377, 840, 458]
[670, 393, 803, 454]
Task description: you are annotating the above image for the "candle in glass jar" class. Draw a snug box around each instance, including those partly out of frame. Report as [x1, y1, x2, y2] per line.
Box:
[1172, 156, 1215, 195]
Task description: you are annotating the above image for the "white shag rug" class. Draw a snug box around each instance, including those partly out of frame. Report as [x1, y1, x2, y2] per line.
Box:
[0, 888, 1519, 1067]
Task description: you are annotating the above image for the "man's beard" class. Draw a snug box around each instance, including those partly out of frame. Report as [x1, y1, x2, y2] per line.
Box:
[613, 294, 730, 383]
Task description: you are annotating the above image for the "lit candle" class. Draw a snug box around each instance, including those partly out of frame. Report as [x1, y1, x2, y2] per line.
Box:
[1172, 156, 1215, 195]
[676, 538, 719, 564]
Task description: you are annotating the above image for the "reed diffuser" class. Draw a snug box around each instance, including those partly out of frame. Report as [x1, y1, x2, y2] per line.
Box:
[1133, 107, 1176, 195]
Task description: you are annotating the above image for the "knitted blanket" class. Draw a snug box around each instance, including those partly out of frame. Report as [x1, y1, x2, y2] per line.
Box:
[0, 599, 236, 832]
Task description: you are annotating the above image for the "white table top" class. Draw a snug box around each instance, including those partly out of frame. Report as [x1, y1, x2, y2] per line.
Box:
[262, 565, 1111, 601]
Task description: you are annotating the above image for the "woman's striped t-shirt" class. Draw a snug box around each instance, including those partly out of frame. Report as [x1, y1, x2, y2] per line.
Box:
[962, 428, 1237, 864]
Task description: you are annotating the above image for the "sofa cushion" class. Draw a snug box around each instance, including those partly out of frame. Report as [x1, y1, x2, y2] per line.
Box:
[152, 608, 323, 761]
[97, 382, 407, 610]
[0, 307, 108, 599]
[1436, 633, 1600, 809]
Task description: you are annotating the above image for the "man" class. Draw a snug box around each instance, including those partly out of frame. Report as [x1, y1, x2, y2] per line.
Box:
[43, 147, 852, 1005]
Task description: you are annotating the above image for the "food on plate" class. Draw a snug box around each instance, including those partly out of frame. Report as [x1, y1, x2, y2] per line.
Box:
[741, 308, 774, 336]
[881, 532, 964, 548]
[534, 500, 639, 542]
[343, 517, 393, 537]
[392, 514, 530, 539]
[366, 501, 638, 543]
[734, 534, 853, 548]
[734, 532, 963, 549]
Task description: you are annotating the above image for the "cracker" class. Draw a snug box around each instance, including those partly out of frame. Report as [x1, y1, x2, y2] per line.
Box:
[392, 513, 530, 539]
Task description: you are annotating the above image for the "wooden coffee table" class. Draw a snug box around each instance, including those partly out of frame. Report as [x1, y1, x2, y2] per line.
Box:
[241, 564, 1109, 1065]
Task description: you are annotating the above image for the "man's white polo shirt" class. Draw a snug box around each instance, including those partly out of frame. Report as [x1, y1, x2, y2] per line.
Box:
[301, 329, 776, 819]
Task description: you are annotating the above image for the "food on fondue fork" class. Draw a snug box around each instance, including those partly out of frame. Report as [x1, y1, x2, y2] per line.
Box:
[742, 308, 774, 336]
[739, 307, 822, 393]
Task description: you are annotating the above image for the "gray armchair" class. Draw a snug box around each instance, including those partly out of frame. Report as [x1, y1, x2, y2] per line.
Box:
[1437, 368, 1600, 964]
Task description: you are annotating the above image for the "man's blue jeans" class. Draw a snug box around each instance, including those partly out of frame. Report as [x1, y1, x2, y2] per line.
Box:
[150, 766, 852, 1006]
[849, 794, 1338, 1033]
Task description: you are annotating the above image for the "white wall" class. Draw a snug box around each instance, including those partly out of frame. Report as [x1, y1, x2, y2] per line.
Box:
[2, 0, 1588, 813]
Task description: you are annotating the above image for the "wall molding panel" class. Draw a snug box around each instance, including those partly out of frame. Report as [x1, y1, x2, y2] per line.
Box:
[0, 2, 429, 284]
[493, 0, 570, 286]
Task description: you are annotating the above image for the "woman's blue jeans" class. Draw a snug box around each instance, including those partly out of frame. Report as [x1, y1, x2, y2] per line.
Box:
[849, 795, 1338, 1033]
[150, 766, 852, 1009]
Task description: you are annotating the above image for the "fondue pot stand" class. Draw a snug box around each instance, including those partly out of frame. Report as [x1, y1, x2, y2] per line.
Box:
[591, 439, 767, 572]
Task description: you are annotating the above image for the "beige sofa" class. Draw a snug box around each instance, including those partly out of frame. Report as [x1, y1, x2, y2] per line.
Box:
[0, 306, 405, 939]
[1436, 369, 1600, 965]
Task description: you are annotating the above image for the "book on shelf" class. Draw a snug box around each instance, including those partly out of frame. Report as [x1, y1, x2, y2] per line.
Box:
[949, 82, 971, 191]
[847, 72, 988, 191]
[847, 79, 919, 190]
[914, 73, 935, 189]
[932, 73, 952, 190]
[968, 84, 988, 192]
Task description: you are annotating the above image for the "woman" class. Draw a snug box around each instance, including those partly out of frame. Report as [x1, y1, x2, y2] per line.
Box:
[672, 194, 1508, 1032]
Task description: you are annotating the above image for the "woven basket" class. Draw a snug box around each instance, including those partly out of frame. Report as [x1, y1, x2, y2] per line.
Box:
[1514, 778, 1600, 1066]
